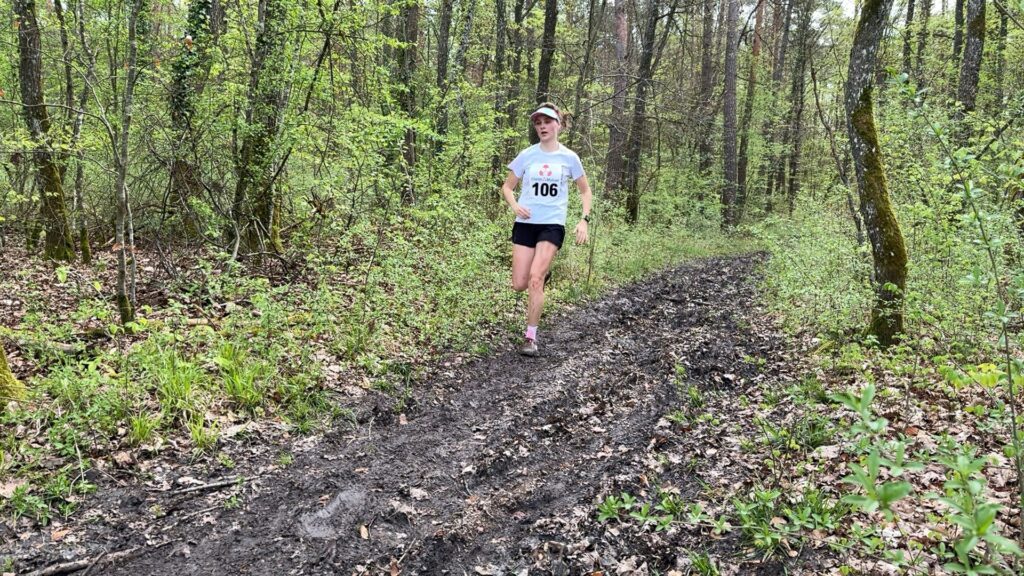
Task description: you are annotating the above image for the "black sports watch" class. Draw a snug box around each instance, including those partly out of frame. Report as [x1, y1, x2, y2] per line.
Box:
[582, 214, 591, 223]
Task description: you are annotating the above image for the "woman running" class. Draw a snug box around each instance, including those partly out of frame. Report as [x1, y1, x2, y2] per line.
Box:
[501, 102, 592, 356]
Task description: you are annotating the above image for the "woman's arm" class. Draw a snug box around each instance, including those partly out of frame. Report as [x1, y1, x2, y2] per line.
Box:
[574, 175, 592, 245]
[502, 171, 530, 219]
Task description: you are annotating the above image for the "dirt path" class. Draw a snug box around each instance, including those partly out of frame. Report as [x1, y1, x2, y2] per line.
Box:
[9, 254, 795, 575]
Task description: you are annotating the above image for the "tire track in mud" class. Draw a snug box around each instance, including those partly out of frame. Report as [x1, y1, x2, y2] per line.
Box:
[17, 254, 780, 575]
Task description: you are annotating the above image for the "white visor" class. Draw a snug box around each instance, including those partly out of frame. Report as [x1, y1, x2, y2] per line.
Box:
[530, 107, 560, 123]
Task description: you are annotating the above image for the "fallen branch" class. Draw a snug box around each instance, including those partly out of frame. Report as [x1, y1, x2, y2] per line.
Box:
[169, 476, 242, 495]
[24, 541, 172, 576]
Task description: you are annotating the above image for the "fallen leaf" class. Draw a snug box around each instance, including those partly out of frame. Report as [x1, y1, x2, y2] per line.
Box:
[390, 558, 400, 576]
[359, 524, 369, 539]
[409, 487, 429, 501]
[51, 528, 70, 541]
[0, 479, 26, 498]
[399, 414, 408, 425]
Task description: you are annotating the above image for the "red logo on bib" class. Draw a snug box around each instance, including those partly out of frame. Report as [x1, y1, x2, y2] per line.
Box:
[540, 164, 553, 177]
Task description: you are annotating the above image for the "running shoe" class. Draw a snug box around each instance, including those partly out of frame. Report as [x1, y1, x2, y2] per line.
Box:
[520, 338, 539, 357]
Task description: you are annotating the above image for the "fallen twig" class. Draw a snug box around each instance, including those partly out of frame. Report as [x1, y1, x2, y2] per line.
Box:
[169, 476, 241, 495]
[24, 541, 172, 576]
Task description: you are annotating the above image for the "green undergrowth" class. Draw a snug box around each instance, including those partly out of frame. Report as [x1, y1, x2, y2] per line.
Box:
[0, 191, 757, 526]
[744, 100, 1024, 572]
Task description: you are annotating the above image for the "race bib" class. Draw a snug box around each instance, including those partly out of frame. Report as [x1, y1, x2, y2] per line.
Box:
[527, 162, 565, 200]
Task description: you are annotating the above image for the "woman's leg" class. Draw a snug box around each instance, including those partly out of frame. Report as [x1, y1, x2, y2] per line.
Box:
[512, 244, 535, 291]
[526, 241, 559, 327]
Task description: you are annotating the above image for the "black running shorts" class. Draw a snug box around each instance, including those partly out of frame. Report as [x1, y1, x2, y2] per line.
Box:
[511, 222, 565, 249]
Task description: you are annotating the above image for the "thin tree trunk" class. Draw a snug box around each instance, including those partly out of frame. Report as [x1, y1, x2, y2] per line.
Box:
[114, 0, 149, 323]
[696, 0, 716, 173]
[531, 0, 558, 144]
[436, 0, 454, 142]
[845, 0, 908, 346]
[953, 0, 965, 63]
[915, 0, 931, 84]
[954, 0, 984, 122]
[737, 0, 764, 217]
[14, 0, 75, 262]
[491, 0, 508, 179]
[398, 1, 420, 203]
[624, 0, 676, 222]
[810, 54, 864, 245]
[721, 0, 739, 228]
[993, 4, 1007, 109]
[605, 0, 630, 196]
[785, 0, 810, 214]
[902, 0, 916, 74]
[568, 0, 604, 149]
[55, 0, 93, 263]
[763, 0, 793, 212]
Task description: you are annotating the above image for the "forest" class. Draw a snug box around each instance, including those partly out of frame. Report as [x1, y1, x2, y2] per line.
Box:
[1, 0, 1023, 572]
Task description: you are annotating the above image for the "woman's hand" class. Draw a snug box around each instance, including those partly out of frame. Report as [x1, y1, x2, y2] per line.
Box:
[513, 202, 531, 219]
[574, 219, 589, 245]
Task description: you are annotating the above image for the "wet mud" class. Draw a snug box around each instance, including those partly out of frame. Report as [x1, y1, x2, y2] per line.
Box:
[6, 254, 793, 575]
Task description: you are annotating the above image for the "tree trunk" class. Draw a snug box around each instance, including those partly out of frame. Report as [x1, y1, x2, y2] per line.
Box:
[55, 0, 93, 263]
[436, 0, 454, 142]
[398, 1, 420, 203]
[14, 0, 75, 262]
[763, 0, 793, 212]
[568, 0, 604, 149]
[737, 0, 764, 217]
[810, 55, 864, 246]
[993, 4, 1007, 109]
[604, 0, 630, 196]
[785, 0, 810, 213]
[505, 0, 528, 158]
[169, 0, 217, 231]
[531, 0, 558, 144]
[902, 0, 916, 74]
[952, 0, 964, 63]
[490, 0, 508, 179]
[721, 0, 739, 229]
[114, 0, 149, 323]
[915, 0, 931, 84]
[955, 0, 984, 120]
[696, 0, 716, 173]
[624, 0, 667, 223]
[233, 0, 289, 251]
[845, 0, 908, 347]
[0, 344, 26, 405]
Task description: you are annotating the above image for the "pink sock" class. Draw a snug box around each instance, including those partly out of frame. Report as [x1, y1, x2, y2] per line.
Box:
[525, 325, 538, 341]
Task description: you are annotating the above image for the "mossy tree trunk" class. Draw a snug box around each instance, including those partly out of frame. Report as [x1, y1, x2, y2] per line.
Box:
[233, 0, 289, 253]
[845, 0, 908, 347]
[0, 344, 26, 404]
[169, 0, 217, 230]
[14, 0, 75, 262]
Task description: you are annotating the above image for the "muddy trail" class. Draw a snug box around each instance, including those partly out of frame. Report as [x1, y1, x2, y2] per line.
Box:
[8, 254, 800, 575]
